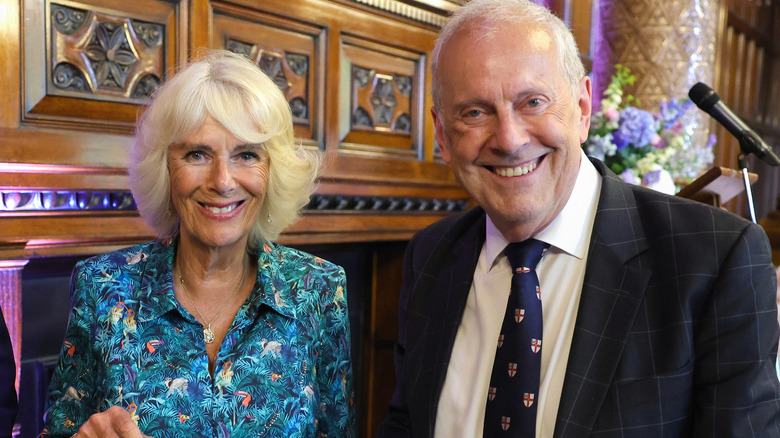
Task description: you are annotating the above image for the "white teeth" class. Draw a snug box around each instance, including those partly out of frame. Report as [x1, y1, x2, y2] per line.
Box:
[204, 203, 238, 214]
[494, 162, 538, 177]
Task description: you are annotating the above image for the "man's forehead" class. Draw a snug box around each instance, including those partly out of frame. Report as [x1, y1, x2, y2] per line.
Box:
[441, 23, 557, 77]
[452, 20, 551, 47]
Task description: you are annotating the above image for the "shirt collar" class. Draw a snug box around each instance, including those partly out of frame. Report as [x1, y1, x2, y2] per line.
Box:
[254, 241, 298, 320]
[485, 150, 601, 269]
[136, 239, 297, 323]
[135, 238, 178, 323]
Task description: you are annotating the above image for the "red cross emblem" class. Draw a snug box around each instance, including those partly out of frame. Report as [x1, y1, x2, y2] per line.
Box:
[507, 362, 517, 377]
[497, 334, 504, 348]
[524, 393, 535, 407]
[536, 285, 541, 300]
[514, 308, 525, 323]
[531, 338, 542, 353]
[516, 267, 530, 273]
[501, 416, 511, 431]
[488, 387, 496, 401]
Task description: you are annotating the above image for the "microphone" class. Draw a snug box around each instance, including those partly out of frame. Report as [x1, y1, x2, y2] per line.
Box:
[688, 82, 780, 166]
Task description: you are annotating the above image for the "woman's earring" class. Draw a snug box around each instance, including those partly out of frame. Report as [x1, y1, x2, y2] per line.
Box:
[267, 213, 272, 224]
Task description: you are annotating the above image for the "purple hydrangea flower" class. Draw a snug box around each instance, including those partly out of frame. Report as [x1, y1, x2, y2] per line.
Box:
[643, 169, 661, 185]
[706, 133, 717, 148]
[621, 169, 638, 185]
[612, 107, 657, 150]
[659, 99, 693, 129]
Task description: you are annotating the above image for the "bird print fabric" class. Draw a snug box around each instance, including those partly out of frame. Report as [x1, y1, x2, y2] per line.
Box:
[41, 238, 354, 437]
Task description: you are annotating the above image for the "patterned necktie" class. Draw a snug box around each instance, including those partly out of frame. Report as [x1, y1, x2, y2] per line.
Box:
[484, 239, 549, 437]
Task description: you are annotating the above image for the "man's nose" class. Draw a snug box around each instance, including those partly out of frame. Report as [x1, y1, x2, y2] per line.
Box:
[491, 112, 531, 153]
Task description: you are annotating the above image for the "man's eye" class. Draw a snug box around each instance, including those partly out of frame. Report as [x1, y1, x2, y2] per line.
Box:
[466, 109, 483, 118]
[528, 98, 542, 107]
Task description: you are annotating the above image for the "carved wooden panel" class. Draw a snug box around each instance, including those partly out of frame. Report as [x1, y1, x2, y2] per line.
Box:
[23, 0, 181, 130]
[49, 4, 164, 101]
[212, 5, 323, 147]
[714, 0, 780, 218]
[340, 35, 423, 158]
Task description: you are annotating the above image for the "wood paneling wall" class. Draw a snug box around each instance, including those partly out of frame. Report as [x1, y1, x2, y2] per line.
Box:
[1, 0, 470, 257]
[1, 0, 469, 436]
[714, 0, 780, 221]
[15, 0, 776, 435]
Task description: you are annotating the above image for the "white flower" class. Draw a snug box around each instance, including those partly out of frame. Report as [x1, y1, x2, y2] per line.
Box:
[584, 133, 617, 160]
[642, 167, 676, 195]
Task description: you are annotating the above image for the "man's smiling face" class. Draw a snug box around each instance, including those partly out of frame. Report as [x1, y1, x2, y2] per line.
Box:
[432, 22, 592, 242]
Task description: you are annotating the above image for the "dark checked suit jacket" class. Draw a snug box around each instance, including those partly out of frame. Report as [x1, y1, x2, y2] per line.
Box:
[378, 158, 780, 437]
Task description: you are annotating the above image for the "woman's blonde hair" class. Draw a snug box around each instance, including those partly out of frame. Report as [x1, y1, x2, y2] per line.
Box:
[129, 49, 320, 248]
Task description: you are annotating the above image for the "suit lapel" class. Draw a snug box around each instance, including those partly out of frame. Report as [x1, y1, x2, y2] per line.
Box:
[407, 209, 486, 432]
[554, 160, 651, 437]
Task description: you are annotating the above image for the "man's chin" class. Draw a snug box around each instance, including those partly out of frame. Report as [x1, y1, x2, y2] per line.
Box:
[483, 204, 549, 239]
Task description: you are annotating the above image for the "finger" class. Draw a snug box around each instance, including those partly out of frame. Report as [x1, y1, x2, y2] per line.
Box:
[76, 415, 120, 438]
[77, 406, 141, 438]
[107, 406, 145, 438]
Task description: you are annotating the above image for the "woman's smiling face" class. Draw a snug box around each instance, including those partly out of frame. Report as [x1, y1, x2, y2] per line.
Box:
[168, 116, 270, 250]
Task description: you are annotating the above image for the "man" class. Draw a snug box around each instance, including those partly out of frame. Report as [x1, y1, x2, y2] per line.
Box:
[378, 0, 780, 436]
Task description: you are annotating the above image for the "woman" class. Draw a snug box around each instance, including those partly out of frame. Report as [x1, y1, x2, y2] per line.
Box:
[42, 50, 354, 437]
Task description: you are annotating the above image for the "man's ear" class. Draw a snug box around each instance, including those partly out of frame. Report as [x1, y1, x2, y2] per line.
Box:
[431, 106, 452, 163]
[578, 76, 593, 143]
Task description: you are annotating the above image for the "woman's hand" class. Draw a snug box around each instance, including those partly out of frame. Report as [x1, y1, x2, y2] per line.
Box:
[72, 406, 151, 438]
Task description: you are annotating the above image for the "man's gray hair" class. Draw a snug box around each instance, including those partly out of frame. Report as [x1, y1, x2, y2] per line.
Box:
[431, 0, 586, 109]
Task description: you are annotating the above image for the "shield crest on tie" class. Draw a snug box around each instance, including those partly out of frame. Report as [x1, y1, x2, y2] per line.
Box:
[524, 393, 535, 407]
[501, 416, 511, 431]
[531, 338, 542, 353]
[508, 363, 517, 377]
[514, 308, 525, 323]
[497, 334, 504, 348]
[488, 387, 496, 401]
[536, 285, 541, 300]
[516, 267, 531, 273]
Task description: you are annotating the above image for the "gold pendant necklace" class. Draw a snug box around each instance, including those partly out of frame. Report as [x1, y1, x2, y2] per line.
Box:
[175, 264, 247, 344]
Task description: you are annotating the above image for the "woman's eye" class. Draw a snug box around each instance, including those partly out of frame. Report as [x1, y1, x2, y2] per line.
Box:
[184, 150, 204, 161]
[237, 152, 260, 162]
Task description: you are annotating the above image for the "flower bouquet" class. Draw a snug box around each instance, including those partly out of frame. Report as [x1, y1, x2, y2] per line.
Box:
[582, 65, 715, 194]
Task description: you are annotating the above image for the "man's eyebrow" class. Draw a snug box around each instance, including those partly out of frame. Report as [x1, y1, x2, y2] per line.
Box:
[452, 99, 493, 113]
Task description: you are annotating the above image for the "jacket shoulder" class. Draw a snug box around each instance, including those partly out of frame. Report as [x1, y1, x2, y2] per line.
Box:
[414, 207, 485, 242]
[629, 183, 754, 235]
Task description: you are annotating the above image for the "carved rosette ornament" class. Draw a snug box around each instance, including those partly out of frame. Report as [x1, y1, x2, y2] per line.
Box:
[49, 4, 164, 102]
[226, 39, 311, 124]
[351, 66, 413, 134]
[593, 0, 719, 150]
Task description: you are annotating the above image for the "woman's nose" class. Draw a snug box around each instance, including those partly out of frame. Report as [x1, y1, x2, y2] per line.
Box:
[209, 157, 237, 193]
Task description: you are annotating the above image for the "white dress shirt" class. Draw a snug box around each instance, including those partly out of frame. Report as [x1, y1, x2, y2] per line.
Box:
[434, 151, 602, 437]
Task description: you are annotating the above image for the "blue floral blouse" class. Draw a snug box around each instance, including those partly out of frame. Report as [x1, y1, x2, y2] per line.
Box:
[41, 238, 354, 437]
